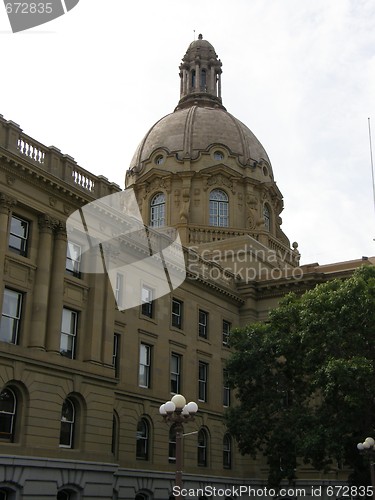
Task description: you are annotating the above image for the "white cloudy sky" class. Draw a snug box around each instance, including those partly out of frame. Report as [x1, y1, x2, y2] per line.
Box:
[1, 0, 375, 265]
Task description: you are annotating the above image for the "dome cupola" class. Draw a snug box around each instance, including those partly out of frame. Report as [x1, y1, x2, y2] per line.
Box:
[177, 33, 224, 111]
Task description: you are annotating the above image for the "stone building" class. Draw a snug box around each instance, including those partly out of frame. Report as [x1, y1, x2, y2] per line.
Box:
[0, 36, 372, 500]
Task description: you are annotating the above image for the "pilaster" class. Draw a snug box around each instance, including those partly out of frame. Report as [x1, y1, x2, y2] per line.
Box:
[29, 214, 55, 350]
[46, 222, 67, 354]
[0, 192, 17, 313]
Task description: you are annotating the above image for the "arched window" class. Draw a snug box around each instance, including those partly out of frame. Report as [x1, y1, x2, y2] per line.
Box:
[150, 193, 165, 228]
[223, 434, 232, 469]
[136, 418, 149, 460]
[209, 189, 228, 227]
[197, 428, 208, 466]
[263, 204, 271, 232]
[191, 70, 196, 89]
[0, 388, 16, 442]
[59, 398, 75, 448]
[57, 489, 79, 500]
[168, 423, 177, 463]
[200, 69, 207, 90]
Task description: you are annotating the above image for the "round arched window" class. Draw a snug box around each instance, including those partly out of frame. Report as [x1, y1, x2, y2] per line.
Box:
[209, 189, 228, 227]
[150, 193, 165, 228]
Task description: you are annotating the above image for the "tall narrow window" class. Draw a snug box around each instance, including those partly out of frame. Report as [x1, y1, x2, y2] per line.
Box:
[200, 69, 207, 90]
[209, 189, 228, 227]
[170, 353, 181, 394]
[0, 388, 16, 442]
[59, 398, 75, 448]
[114, 273, 124, 309]
[112, 411, 119, 457]
[60, 308, 78, 359]
[197, 428, 208, 466]
[198, 310, 208, 339]
[222, 320, 231, 346]
[0, 289, 22, 345]
[223, 434, 232, 469]
[191, 70, 196, 89]
[113, 334, 120, 377]
[171, 299, 183, 329]
[66, 242, 81, 278]
[263, 204, 271, 232]
[9, 215, 29, 256]
[223, 369, 230, 407]
[141, 286, 153, 318]
[0, 491, 8, 500]
[168, 423, 177, 463]
[198, 362, 208, 402]
[139, 344, 151, 388]
[150, 192, 165, 228]
[136, 418, 149, 460]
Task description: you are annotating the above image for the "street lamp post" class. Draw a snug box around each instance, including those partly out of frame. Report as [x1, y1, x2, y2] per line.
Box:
[357, 437, 375, 500]
[159, 394, 198, 494]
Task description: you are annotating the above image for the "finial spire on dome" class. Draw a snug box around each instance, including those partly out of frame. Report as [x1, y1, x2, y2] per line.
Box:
[176, 36, 225, 111]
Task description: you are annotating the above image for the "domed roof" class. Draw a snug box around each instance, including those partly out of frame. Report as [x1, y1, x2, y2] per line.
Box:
[130, 105, 272, 170]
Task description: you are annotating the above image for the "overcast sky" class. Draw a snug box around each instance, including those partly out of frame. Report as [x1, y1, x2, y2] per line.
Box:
[1, 0, 375, 265]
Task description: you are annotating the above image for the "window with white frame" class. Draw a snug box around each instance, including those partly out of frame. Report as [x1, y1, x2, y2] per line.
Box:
[136, 418, 149, 460]
[59, 398, 75, 448]
[150, 192, 165, 228]
[60, 308, 78, 359]
[141, 286, 153, 318]
[139, 344, 151, 388]
[0, 289, 22, 345]
[198, 361, 208, 402]
[222, 320, 231, 346]
[66, 242, 81, 278]
[113, 334, 120, 377]
[0, 387, 17, 442]
[223, 434, 232, 469]
[9, 215, 29, 257]
[115, 273, 124, 309]
[197, 428, 208, 466]
[171, 298, 183, 329]
[223, 369, 230, 407]
[170, 353, 181, 394]
[209, 189, 228, 227]
[168, 423, 177, 463]
[263, 204, 271, 232]
[198, 310, 208, 338]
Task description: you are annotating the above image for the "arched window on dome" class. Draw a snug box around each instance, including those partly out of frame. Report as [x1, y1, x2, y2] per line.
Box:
[150, 193, 165, 228]
[200, 69, 207, 91]
[191, 70, 196, 90]
[209, 189, 229, 227]
[263, 204, 271, 232]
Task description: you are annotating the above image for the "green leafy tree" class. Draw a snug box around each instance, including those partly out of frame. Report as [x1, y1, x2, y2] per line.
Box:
[225, 265, 375, 487]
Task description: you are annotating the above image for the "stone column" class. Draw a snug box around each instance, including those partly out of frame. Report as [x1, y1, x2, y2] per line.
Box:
[0, 193, 17, 310]
[218, 73, 222, 99]
[83, 267, 106, 363]
[210, 66, 215, 95]
[195, 63, 199, 91]
[28, 214, 55, 350]
[46, 222, 67, 354]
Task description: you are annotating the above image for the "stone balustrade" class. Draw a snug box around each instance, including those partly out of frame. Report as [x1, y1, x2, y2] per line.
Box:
[0, 115, 121, 199]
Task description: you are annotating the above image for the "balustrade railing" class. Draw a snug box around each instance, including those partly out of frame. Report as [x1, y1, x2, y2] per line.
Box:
[0, 116, 120, 198]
